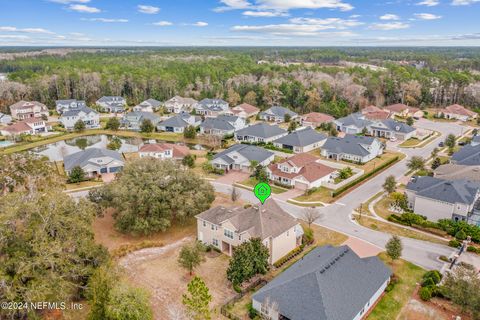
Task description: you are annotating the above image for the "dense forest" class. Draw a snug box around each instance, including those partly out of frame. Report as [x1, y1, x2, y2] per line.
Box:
[0, 47, 479, 117]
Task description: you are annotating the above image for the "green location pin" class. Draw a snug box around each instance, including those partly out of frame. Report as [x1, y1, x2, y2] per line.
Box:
[254, 182, 271, 204]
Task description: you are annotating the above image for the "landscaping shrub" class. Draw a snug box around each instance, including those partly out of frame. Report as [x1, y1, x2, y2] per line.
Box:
[422, 278, 436, 288]
[423, 270, 442, 285]
[455, 229, 467, 241]
[467, 246, 479, 254]
[385, 275, 399, 292]
[302, 227, 314, 245]
[247, 303, 258, 319]
[419, 287, 432, 301]
[448, 239, 461, 248]
[273, 246, 305, 268]
[439, 255, 450, 262]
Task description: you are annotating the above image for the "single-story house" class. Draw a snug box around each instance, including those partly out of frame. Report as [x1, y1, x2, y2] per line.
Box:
[234, 123, 287, 143]
[272, 127, 327, 153]
[434, 164, 480, 182]
[211, 144, 274, 172]
[300, 112, 334, 128]
[55, 99, 86, 114]
[0, 117, 50, 136]
[133, 99, 162, 113]
[157, 112, 202, 133]
[196, 199, 303, 264]
[138, 143, 190, 160]
[194, 98, 229, 117]
[361, 105, 390, 120]
[164, 96, 197, 114]
[0, 112, 12, 124]
[121, 111, 161, 131]
[267, 153, 336, 190]
[321, 134, 384, 164]
[451, 144, 480, 166]
[226, 103, 260, 118]
[63, 148, 125, 177]
[252, 245, 392, 320]
[370, 119, 416, 141]
[384, 103, 423, 118]
[199, 115, 245, 136]
[406, 176, 480, 224]
[334, 112, 373, 134]
[9, 100, 49, 120]
[441, 104, 477, 122]
[96, 96, 126, 113]
[59, 107, 100, 130]
[259, 106, 298, 123]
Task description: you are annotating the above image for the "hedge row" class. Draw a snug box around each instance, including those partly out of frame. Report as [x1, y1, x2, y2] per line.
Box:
[273, 244, 305, 268]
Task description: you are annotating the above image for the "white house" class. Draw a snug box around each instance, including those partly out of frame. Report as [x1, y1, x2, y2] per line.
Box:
[0, 117, 50, 136]
[0, 112, 12, 124]
[199, 115, 245, 136]
[59, 107, 100, 130]
[442, 104, 477, 122]
[234, 123, 287, 143]
[272, 127, 327, 153]
[165, 96, 197, 114]
[138, 143, 190, 160]
[194, 98, 229, 117]
[96, 96, 126, 113]
[55, 99, 86, 114]
[211, 144, 274, 172]
[133, 99, 162, 113]
[157, 112, 202, 133]
[63, 148, 124, 177]
[259, 106, 298, 123]
[321, 134, 384, 164]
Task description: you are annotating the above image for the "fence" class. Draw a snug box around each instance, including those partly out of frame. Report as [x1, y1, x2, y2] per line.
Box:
[220, 278, 268, 320]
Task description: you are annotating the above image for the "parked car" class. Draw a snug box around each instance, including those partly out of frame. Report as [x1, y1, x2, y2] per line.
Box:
[438, 141, 444, 147]
[389, 137, 397, 142]
[458, 141, 466, 146]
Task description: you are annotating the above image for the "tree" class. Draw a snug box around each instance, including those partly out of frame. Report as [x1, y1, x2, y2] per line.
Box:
[407, 156, 425, 171]
[105, 284, 153, 320]
[227, 88, 241, 106]
[87, 263, 117, 320]
[288, 121, 297, 133]
[74, 119, 86, 132]
[184, 125, 197, 139]
[361, 127, 369, 136]
[231, 186, 240, 202]
[383, 175, 396, 194]
[227, 238, 269, 286]
[431, 157, 441, 170]
[442, 265, 480, 316]
[178, 242, 205, 275]
[69, 165, 85, 183]
[107, 136, 122, 150]
[249, 160, 259, 172]
[182, 276, 212, 320]
[253, 165, 268, 183]
[182, 154, 195, 168]
[329, 126, 338, 137]
[93, 158, 215, 235]
[105, 117, 120, 131]
[338, 167, 353, 179]
[431, 147, 439, 158]
[243, 91, 257, 105]
[406, 117, 414, 126]
[385, 235, 403, 261]
[445, 133, 456, 152]
[140, 119, 154, 133]
[284, 113, 291, 123]
[302, 207, 321, 227]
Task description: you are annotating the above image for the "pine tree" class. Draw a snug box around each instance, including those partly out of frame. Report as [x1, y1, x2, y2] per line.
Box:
[182, 276, 212, 320]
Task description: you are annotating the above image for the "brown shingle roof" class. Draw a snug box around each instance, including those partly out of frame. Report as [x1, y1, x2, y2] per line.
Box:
[445, 104, 476, 117]
[2, 121, 32, 133]
[233, 103, 260, 115]
[139, 143, 190, 158]
[301, 112, 335, 124]
[384, 103, 409, 113]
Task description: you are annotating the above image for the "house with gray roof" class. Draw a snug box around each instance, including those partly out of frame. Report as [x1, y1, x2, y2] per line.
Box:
[471, 135, 480, 147]
[165, 96, 197, 114]
[451, 144, 480, 166]
[196, 200, 303, 264]
[157, 112, 201, 133]
[252, 245, 391, 320]
[334, 112, 373, 134]
[0, 112, 12, 124]
[55, 99, 87, 114]
[259, 106, 298, 123]
[370, 119, 416, 140]
[133, 99, 162, 113]
[234, 123, 287, 143]
[406, 176, 480, 224]
[434, 164, 480, 182]
[63, 148, 124, 178]
[321, 134, 384, 164]
[121, 111, 161, 131]
[273, 127, 327, 153]
[194, 98, 229, 117]
[211, 144, 274, 172]
[96, 96, 126, 113]
[59, 107, 100, 130]
[199, 115, 245, 136]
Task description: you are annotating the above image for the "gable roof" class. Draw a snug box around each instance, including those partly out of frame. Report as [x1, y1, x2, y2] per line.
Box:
[158, 115, 189, 128]
[61, 106, 98, 117]
[445, 104, 476, 117]
[9, 100, 48, 111]
[262, 106, 297, 118]
[233, 103, 259, 114]
[213, 144, 274, 164]
[235, 123, 286, 139]
[166, 95, 197, 105]
[322, 134, 378, 157]
[123, 111, 160, 122]
[200, 117, 235, 131]
[301, 112, 334, 124]
[273, 127, 327, 147]
[362, 106, 390, 120]
[252, 245, 391, 320]
[1, 121, 32, 134]
[372, 119, 415, 134]
[269, 154, 336, 183]
[434, 164, 480, 182]
[384, 103, 409, 113]
[141, 98, 162, 107]
[97, 96, 125, 103]
[451, 144, 480, 165]
[138, 143, 190, 158]
[63, 148, 124, 171]
[335, 112, 372, 129]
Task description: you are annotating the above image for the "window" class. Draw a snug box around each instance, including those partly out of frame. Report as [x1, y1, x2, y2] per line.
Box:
[212, 239, 219, 247]
[224, 229, 234, 239]
[203, 221, 207, 227]
[211, 224, 217, 231]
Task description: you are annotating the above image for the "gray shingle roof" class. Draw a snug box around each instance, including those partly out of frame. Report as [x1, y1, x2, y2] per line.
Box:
[97, 96, 124, 103]
[273, 127, 327, 147]
[63, 148, 124, 171]
[124, 111, 160, 122]
[158, 115, 189, 128]
[371, 119, 415, 134]
[200, 117, 235, 131]
[213, 144, 273, 163]
[253, 245, 391, 320]
[261, 106, 297, 118]
[451, 144, 480, 165]
[322, 134, 377, 157]
[142, 99, 162, 107]
[235, 123, 286, 139]
[407, 176, 480, 205]
[61, 106, 97, 117]
[335, 112, 372, 129]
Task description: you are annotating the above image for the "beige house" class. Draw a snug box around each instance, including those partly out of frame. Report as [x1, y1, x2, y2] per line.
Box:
[196, 200, 303, 264]
[9, 100, 49, 120]
[441, 104, 477, 122]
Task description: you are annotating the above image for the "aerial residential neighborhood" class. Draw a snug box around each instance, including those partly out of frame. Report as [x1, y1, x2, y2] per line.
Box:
[1, 2, 480, 320]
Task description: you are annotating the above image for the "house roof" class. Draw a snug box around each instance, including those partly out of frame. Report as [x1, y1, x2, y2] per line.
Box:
[1, 121, 32, 133]
[362, 106, 390, 120]
[451, 144, 480, 165]
[406, 176, 480, 205]
[158, 115, 189, 128]
[322, 134, 377, 157]
[63, 148, 124, 171]
[301, 112, 334, 124]
[123, 111, 160, 122]
[9, 100, 48, 111]
[200, 117, 235, 131]
[252, 245, 392, 320]
[139, 143, 190, 158]
[371, 119, 415, 134]
[196, 199, 299, 239]
[141, 99, 162, 107]
[445, 104, 476, 117]
[273, 127, 327, 147]
[97, 96, 125, 103]
[198, 98, 228, 106]
[434, 164, 480, 181]
[213, 144, 274, 164]
[384, 103, 409, 113]
[261, 106, 297, 118]
[335, 112, 372, 129]
[235, 123, 286, 139]
[233, 103, 259, 114]
[61, 106, 98, 117]
[269, 154, 336, 183]
[166, 96, 197, 105]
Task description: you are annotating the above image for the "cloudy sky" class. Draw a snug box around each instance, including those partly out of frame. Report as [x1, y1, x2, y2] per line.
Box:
[0, 0, 479, 46]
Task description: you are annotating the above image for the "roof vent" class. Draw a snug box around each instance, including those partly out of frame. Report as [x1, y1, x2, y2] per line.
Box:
[319, 268, 325, 273]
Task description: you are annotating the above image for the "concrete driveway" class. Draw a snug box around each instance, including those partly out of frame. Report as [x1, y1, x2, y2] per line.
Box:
[273, 188, 304, 201]
[215, 171, 251, 184]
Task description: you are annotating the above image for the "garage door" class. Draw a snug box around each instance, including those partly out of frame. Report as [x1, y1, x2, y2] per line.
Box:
[295, 181, 309, 190]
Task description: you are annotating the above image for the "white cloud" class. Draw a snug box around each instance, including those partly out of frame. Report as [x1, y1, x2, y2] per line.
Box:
[369, 22, 410, 30]
[137, 5, 160, 14]
[416, 0, 439, 6]
[215, 0, 353, 12]
[194, 21, 209, 27]
[242, 10, 287, 17]
[0, 35, 30, 39]
[451, 0, 480, 5]
[82, 18, 128, 23]
[48, 0, 90, 3]
[289, 17, 363, 29]
[380, 14, 400, 20]
[69, 4, 100, 13]
[214, 0, 251, 11]
[153, 21, 173, 26]
[414, 13, 442, 19]
[0, 26, 54, 34]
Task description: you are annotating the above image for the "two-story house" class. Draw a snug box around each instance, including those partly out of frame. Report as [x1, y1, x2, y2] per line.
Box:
[55, 99, 87, 114]
[165, 96, 197, 114]
[321, 134, 384, 164]
[194, 98, 229, 117]
[59, 107, 100, 130]
[96, 96, 127, 113]
[196, 200, 303, 264]
[199, 115, 246, 136]
[234, 123, 287, 143]
[9, 101, 49, 120]
[121, 111, 161, 131]
[334, 112, 373, 134]
[0, 117, 51, 136]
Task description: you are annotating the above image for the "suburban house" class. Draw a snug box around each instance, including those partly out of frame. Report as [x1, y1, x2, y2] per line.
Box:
[133, 99, 162, 113]
[63, 148, 125, 177]
[199, 115, 245, 136]
[259, 106, 298, 123]
[369, 119, 416, 141]
[226, 103, 260, 118]
[406, 176, 480, 224]
[196, 200, 303, 264]
[9, 101, 49, 120]
[121, 111, 161, 131]
[157, 112, 201, 133]
[300, 112, 334, 128]
[55, 99, 87, 114]
[451, 144, 480, 166]
[361, 105, 390, 120]
[384, 103, 423, 118]
[334, 112, 372, 134]
[96, 96, 127, 113]
[267, 153, 336, 190]
[441, 104, 477, 122]
[234, 123, 287, 143]
[194, 98, 229, 117]
[471, 135, 480, 147]
[434, 164, 480, 182]
[211, 144, 274, 172]
[252, 245, 392, 320]
[321, 134, 384, 164]
[164, 96, 197, 114]
[0, 112, 12, 124]
[272, 127, 327, 153]
[138, 143, 190, 160]
[59, 107, 100, 130]
[0, 117, 50, 136]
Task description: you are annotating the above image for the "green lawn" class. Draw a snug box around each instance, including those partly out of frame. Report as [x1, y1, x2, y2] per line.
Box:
[399, 131, 440, 148]
[237, 178, 288, 194]
[293, 186, 334, 203]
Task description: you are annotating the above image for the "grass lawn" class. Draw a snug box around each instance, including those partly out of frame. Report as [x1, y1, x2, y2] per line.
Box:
[293, 186, 334, 203]
[367, 253, 425, 320]
[238, 177, 288, 194]
[399, 131, 440, 148]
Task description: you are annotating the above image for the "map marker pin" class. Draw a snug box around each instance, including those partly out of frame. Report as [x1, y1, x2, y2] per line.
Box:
[254, 182, 271, 204]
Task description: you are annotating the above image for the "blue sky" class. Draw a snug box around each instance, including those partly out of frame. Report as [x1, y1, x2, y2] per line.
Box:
[0, 0, 479, 46]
